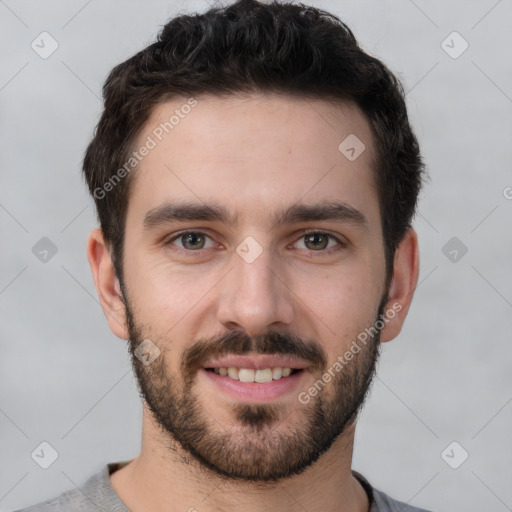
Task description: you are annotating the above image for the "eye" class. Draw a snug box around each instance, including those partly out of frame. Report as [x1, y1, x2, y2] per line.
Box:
[165, 231, 216, 252]
[164, 230, 346, 257]
[293, 231, 344, 253]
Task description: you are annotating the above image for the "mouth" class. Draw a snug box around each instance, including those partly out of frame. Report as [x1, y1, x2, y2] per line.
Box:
[204, 366, 303, 382]
[199, 354, 309, 402]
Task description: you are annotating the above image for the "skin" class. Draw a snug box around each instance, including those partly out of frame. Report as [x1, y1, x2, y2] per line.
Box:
[87, 93, 419, 512]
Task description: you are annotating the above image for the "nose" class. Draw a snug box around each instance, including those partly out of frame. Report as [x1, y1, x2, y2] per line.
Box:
[216, 244, 295, 337]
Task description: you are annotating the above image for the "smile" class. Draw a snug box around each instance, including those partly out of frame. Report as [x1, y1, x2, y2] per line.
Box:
[205, 366, 301, 383]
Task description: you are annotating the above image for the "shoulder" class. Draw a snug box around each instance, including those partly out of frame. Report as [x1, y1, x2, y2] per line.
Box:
[353, 471, 434, 512]
[11, 462, 128, 512]
[10, 489, 81, 512]
[372, 486, 434, 511]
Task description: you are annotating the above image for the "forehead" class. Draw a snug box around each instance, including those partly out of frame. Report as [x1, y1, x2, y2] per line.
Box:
[127, 93, 380, 231]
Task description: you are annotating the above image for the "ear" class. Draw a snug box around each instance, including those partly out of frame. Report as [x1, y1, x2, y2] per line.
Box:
[86, 228, 129, 340]
[379, 228, 420, 343]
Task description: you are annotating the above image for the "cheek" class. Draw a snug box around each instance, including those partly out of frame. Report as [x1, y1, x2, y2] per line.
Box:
[125, 258, 222, 333]
[306, 261, 379, 308]
[295, 266, 382, 350]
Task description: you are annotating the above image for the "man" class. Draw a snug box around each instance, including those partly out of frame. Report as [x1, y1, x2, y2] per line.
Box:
[17, 0, 432, 510]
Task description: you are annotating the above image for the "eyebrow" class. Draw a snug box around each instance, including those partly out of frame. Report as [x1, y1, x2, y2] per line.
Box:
[143, 200, 369, 232]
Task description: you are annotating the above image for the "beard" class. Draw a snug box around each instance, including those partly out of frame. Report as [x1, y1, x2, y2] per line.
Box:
[122, 291, 386, 484]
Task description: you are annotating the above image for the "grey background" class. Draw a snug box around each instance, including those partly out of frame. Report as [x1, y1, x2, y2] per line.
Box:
[1, 1, 511, 511]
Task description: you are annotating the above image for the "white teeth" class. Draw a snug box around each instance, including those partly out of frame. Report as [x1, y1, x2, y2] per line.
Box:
[272, 367, 282, 379]
[238, 368, 255, 382]
[211, 367, 296, 382]
[255, 368, 273, 383]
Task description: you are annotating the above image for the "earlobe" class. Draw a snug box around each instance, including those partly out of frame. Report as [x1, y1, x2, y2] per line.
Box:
[379, 228, 420, 343]
[86, 228, 129, 340]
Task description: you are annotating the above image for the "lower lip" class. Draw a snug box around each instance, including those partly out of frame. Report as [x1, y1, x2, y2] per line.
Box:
[200, 368, 306, 403]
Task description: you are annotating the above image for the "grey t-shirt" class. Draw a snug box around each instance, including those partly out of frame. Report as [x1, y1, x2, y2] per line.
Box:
[13, 461, 433, 512]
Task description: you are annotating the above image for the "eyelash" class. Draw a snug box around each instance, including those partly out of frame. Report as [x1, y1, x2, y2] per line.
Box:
[164, 230, 347, 258]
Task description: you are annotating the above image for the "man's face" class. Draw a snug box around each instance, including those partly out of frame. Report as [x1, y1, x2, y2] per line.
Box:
[119, 93, 388, 482]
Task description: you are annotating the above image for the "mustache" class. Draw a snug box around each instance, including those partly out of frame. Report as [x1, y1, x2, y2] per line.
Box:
[181, 330, 327, 377]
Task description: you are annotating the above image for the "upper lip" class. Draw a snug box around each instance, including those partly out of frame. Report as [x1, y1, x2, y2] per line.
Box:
[203, 354, 310, 371]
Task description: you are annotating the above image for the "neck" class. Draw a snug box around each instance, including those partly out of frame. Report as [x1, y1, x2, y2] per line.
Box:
[110, 408, 369, 512]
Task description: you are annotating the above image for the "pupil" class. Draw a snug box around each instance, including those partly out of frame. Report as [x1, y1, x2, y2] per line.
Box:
[184, 233, 203, 249]
[307, 233, 327, 250]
